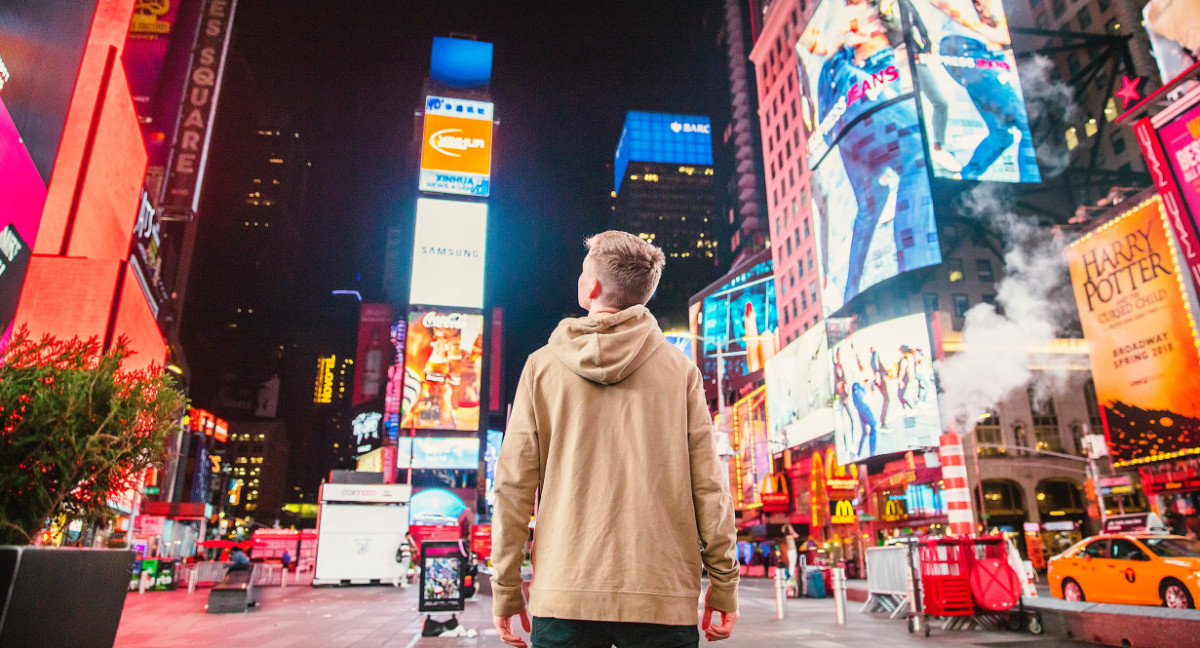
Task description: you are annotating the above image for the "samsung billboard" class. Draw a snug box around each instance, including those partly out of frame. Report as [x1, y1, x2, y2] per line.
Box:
[409, 198, 487, 310]
[614, 111, 714, 193]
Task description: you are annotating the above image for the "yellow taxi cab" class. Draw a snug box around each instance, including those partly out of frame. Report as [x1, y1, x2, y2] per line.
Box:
[1048, 533, 1200, 609]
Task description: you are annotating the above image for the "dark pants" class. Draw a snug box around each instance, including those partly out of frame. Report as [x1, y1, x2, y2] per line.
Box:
[531, 617, 699, 648]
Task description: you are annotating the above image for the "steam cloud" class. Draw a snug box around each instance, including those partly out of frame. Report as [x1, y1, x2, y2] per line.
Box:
[936, 55, 1082, 433]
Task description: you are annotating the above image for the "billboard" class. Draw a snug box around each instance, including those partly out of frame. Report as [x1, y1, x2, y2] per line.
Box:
[796, 0, 941, 315]
[693, 259, 778, 391]
[353, 303, 394, 406]
[410, 437, 480, 470]
[905, 0, 1040, 182]
[1143, 0, 1200, 87]
[419, 95, 494, 197]
[614, 111, 714, 192]
[1067, 195, 1200, 467]
[729, 387, 770, 510]
[384, 317, 407, 440]
[484, 430, 502, 507]
[764, 323, 836, 453]
[124, 0, 202, 169]
[1158, 103, 1200, 219]
[430, 36, 493, 89]
[409, 488, 468, 528]
[409, 198, 487, 309]
[402, 310, 484, 431]
[352, 412, 383, 454]
[831, 313, 941, 464]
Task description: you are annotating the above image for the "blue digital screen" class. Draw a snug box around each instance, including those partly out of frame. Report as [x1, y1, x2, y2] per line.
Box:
[430, 37, 493, 89]
[907, 0, 1039, 182]
[697, 259, 777, 389]
[409, 488, 468, 527]
[796, 0, 941, 316]
[614, 111, 714, 192]
[405, 437, 480, 470]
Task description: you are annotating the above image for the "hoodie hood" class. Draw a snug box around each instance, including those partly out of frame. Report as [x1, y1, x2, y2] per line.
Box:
[548, 305, 666, 385]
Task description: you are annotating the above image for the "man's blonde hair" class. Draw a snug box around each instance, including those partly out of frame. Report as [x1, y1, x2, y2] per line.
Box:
[584, 231, 666, 308]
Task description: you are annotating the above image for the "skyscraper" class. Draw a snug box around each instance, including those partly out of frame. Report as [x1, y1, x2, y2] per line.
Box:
[611, 111, 721, 325]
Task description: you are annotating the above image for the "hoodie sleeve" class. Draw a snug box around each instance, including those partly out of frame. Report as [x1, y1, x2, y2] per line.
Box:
[686, 367, 740, 612]
[491, 361, 541, 618]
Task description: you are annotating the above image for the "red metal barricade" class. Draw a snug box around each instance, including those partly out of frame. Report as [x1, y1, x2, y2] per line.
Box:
[919, 537, 974, 617]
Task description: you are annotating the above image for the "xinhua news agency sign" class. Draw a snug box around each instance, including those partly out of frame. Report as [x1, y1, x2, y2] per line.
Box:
[419, 96, 494, 198]
[162, 0, 237, 214]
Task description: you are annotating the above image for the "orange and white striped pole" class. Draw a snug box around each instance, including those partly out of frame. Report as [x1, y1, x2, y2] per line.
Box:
[939, 426, 975, 537]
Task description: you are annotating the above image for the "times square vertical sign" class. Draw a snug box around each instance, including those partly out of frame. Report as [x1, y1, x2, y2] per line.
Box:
[161, 0, 238, 214]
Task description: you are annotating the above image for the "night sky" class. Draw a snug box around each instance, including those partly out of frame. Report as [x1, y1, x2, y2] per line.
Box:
[213, 0, 724, 403]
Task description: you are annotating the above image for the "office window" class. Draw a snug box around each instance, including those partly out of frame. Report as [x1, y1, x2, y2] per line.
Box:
[1052, 0, 1065, 16]
[976, 411, 1006, 457]
[1030, 388, 1063, 452]
[1077, 7, 1091, 30]
[923, 293, 939, 314]
[1111, 131, 1126, 154]
[948, 258, 964, 282]
[1097, 0, 1110, 10]
[976, 259, 994, 282]
[952, 294, 970, 319]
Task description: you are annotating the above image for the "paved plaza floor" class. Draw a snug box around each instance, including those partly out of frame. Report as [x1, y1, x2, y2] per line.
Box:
[115, 576, 1102, 648]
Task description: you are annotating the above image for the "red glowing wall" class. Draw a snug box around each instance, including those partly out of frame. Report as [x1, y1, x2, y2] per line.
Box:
[112, 265, 167, 372]
[12, 257, 121, 343]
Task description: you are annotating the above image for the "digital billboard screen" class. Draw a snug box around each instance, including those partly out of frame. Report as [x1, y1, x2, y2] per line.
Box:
[409, 198, 487, 310]
[411, 437, 480, 470]
[764, 323, 836, 453]
[419, 96, 493, 197]
[614, 111, 714, 192]
[693, 259, 778, 391]
[797, 0, 941, 316]
[402, 310, 484, 432]
[1158, 103, 1200, 220]
[353, 303, 394, 406]
[906, 0, 1039, 182]
[430, 37, 493, 89]
[484, 430, 502, 507]
[1143, 0, 1200, 87]
[729, 387, 770, 511]
[831, 313, 941, 464]
[1067, 195, 1200, 467]
[409, 488, 468, 528]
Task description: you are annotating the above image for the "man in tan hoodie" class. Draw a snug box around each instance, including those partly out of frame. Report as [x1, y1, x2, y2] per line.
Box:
[492, 231, 740, 647]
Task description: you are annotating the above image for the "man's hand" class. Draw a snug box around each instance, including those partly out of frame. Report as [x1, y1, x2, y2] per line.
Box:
[701, 602, 738, 642]
[493, 609, 532, 648]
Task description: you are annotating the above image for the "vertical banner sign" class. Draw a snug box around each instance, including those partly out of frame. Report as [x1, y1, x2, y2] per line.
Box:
[128, 188, 167, 317]
[1067, 196, 1200, 466]
[353, 304, 394, 406]
[1134, 118, 1200, 292]
[1158, 103, 1200, 220]
[488, 307, 503, 412]
[162, 0, 237, 213]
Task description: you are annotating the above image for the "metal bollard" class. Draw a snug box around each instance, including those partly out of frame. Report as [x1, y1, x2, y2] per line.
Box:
[832, 567, 847, 625]
[281, 565, 287, 589]
[188, 568, 198, 594]
[138, 570, 150, 595]
[905, 555, 923, 634]
[774, 568, 788, 620]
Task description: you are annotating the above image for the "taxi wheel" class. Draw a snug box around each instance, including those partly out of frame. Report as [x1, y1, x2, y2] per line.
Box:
[1062, 579, 1085, 602]
[1161, 579, 1195, 609]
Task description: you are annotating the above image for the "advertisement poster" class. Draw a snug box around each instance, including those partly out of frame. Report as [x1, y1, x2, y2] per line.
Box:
[484, 430, 502, 507]
[1159, 103, 1200, 219]
[765, 324, 836, 453]
[730, 387, 769, 510]
[409, 488, 469, 528]
[831, 313, 941, 464]
[402, 310, 483, 431]
[408, 198, 488, 310]
[411, 437, 480, 469]
[796, 0, 940, 315]
[1067, 196, 1200, 467]
[906, 0, 1039, 182]
[353, 303, 394, 406]
[383, 318, 407, 440]
[419, 541, 466, 613]
[694, 259, 778, 392]
[419, 96, 494, 197]
[1143, 0, 1200, 87]
[124, 0, 201, 168]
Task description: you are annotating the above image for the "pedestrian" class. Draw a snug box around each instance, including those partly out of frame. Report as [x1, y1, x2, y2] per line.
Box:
[281, 549, 291, 572]
[228, 546, 250, 572]
[492, 231, 740, 647]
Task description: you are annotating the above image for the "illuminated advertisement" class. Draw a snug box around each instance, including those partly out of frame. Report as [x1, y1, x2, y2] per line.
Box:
[614, 111, 714, 192]
[419, 96, 494, 197]
[384, 318, 407, 440]
[484, 430, 502, 507]
[831, 313, 941, 464]
[1143, 0, 1200, 87]
[313, 355, 336, 404]
[663, 331, 696, 363]
[410, 437, 480, 470]
[353, 303, 394, 406]
[124, 0, 202, 168]
[430, 36, 493, 89]
[352, 412, 383, 454]
[693, 258, 778, 392]
[730, 387, 769, 510]
[764, 323, 836, 453]
[797, 0, 940, 315]
[409, 198, 487, 309]
[1159, 103, 1200, 219]
[128, 188, 167, 317]
[1067, 195, 1200, 467]
[409, 488, 468, 528]
[905, 0, 1039, 182]
[402, 310, 484, 431]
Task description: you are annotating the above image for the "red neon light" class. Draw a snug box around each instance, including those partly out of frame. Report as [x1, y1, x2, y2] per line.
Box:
[12, 257, 121, 342]
[112, 266, 166, 372]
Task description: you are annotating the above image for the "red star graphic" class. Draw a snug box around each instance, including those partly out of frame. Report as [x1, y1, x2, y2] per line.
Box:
[1116, 75, 1142, 110]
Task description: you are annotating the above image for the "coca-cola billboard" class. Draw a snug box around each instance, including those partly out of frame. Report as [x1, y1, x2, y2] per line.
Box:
[402, 309, 484, 432]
